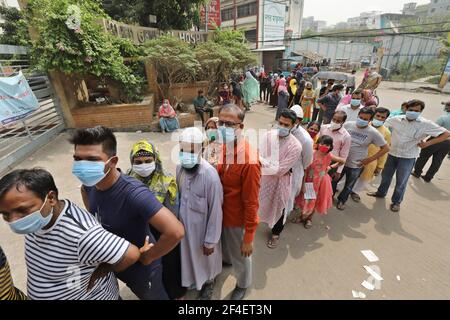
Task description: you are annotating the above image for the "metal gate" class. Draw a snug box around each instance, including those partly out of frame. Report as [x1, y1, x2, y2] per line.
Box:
[0, 45, 66, 175]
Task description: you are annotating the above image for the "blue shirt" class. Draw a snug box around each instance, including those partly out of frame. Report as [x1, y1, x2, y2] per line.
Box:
[436, 112, 450, 131]
[84, 173, 163, 287]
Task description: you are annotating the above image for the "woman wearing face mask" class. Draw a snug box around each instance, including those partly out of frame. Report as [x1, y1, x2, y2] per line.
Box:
[203, 117, 221, 168]
[158, 99, 180, 133]
[127, 140, 186, 300]
[275, 78, 289, 121]
[293, 135, 345, 229]
[307, 121, 321, 144]
[300, 82, 316, 124]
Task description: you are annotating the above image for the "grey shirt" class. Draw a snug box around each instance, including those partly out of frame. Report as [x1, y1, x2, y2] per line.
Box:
[344, 121, 387, 168]
[317, 92, 342, 118]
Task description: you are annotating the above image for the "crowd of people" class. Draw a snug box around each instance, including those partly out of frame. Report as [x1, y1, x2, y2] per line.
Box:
[1, 66, 450, 301]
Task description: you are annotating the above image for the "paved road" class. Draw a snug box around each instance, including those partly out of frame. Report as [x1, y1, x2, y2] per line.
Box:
[1, 88, 449, 300]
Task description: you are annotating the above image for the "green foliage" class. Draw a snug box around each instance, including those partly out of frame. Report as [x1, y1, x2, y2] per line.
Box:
[27, 0, 144, 102]
[213, 28, 257, 70]
[101, 0, 207, 31]
[195, 41, 233, 94]
[390, 58, 446, 82]
[0, 6, 30, 46]
[142, 35, 200, 96]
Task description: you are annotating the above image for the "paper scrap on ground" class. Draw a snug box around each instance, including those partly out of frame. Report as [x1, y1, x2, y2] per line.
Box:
[352, 291, 367, 299]
[397, 275, 401, 281]
[364, 266, 384, 281]
[304, 182, 316, 200]
[361, 280, 375, 291]
[361, 250, 379, 262]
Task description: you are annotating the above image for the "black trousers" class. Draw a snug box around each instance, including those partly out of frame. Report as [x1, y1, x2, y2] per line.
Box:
[196, 107, 214, 125]
[346, 86, 355, 95]
[414, 139, 450, 180]
[312, 107, 320, 122]
[271, 210, 286, 236]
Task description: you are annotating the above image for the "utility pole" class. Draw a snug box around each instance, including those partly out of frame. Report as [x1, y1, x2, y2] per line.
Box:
[233, 0, 237, 30]
[205, 3, 209, 32]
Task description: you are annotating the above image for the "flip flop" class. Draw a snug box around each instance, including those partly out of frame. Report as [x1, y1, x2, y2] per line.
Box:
[351, 193, 361, 203]
[267, 236, 280, 249]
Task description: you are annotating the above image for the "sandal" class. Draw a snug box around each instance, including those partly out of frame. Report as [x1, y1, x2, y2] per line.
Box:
[351, 193, 361, 203]
[336, 202, 346, 211]
[292, 215, 305, 224]
[267, 235, 280, 249]
[304, 219, 313, 229]
[390, 204, 401, 212]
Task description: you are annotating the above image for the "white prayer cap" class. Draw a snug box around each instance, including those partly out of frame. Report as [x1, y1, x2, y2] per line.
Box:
[290, 105, 304, 119]
[179, 127, 205, 144]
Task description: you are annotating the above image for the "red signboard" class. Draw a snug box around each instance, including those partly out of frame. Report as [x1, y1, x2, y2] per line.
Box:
[200, 0, 221, 29]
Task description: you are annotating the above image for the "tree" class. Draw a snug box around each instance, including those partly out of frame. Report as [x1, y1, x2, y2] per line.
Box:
[0, 6, 30, 46]
[142, 35, 200, 100]
[213, 28, 257, 70]
[195, 41, 233, 94]
[27, 0, 144, 102]
[101, 0, 207, 30]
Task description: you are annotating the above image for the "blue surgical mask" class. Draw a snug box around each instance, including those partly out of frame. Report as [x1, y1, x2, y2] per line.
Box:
[179, 152, 200, 169]
[206, 129, 218, 142]
[218, 126, 236, 144]
[72, 160, 111, 187]
[277, 126, 291, 137]
[356, 118, 369, 128]
[351, 99, 361, 107]
[8, 196, 53, 235]
[405, 111, 421, 121]
[372, 119, 385, 128]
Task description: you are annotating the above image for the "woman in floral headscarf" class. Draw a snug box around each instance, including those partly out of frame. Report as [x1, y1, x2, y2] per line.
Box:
[203, 117, 221, 168]
[158, 99, 180, 133]
[127, 140, 186, 300]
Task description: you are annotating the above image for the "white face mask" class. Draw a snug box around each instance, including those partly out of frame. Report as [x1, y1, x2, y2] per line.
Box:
[330, 121, 342, 131]
[133, 163, 156, 178]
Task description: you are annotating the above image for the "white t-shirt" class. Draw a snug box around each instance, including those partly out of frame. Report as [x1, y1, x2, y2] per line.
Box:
[336, 104, 363, 122]
[344, 121, 387, 168]
[25, 200, 130, 300]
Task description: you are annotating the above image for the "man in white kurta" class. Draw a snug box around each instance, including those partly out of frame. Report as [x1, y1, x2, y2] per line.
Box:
[177, 127, 223, 300]
[259, 109, 301, 248]
[286, 105, 314, 215]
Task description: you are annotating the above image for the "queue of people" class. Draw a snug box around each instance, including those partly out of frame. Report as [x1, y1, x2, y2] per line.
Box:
[1, 77, 449, 301]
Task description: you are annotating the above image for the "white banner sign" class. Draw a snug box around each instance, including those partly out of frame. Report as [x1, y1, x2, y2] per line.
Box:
[263, 1, 286, 47]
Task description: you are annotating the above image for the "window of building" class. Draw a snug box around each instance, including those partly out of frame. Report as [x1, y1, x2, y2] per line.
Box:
[237, 2, 257, 18]
[244, 29, 257, 42]
[221, 8, 235, 21]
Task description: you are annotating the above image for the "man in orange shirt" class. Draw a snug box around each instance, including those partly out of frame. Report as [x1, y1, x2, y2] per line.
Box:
[217, 104, 261, 300]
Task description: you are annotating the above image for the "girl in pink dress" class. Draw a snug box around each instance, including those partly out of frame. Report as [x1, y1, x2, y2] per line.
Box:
[294, 135, 345, 229]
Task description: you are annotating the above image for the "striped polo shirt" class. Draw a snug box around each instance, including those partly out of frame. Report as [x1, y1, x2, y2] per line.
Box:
[25, 200, 130, 300]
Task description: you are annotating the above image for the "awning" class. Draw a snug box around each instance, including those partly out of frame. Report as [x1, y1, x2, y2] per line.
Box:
[291, 50, 324, 61]
[252, 46, 286, 52]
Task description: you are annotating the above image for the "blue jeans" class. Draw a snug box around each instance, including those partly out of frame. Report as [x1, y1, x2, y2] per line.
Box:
[376, 155, 416, 205]
[337, 167, 363, 204]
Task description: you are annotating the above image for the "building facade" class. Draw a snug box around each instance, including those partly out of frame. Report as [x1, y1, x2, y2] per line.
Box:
[402, 0, 450, 17]
[220, 0, 304, 71]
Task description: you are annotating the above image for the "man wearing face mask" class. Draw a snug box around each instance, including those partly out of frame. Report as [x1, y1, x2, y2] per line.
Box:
[336, 107, 390, 211]
[317, 84, 345, 125]
[193, 90, 214, 126]
[127, 140, 186, 300]
[318, 110, 352, 194]
[216, 104, 261, 300]
[351, 107, 392, 201]
[71, 126, 185, 300]
[369, 100, 450, 212]
[411, 101, 450, 182]
[336, 90, 364, 122]
[260, 109, 302, 249]
[286, 105, 314, 218]
[176, 127, 223, 300]
[0, 168, 141, 300]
